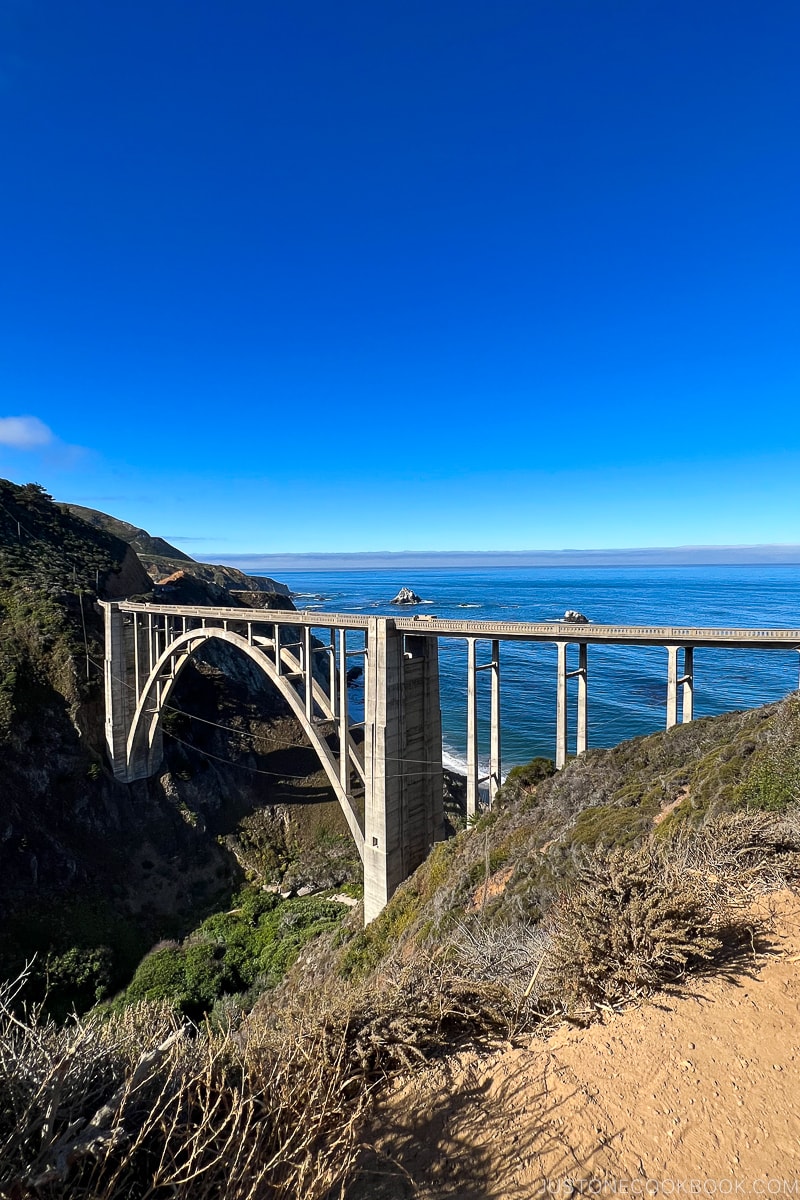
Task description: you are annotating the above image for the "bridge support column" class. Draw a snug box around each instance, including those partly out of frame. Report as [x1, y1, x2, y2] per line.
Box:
[576, 642, 588, 755]
[104, 602, 129, 778]
[490, 640, 501, 800]
[103, 602, 159, 781]
[363, 619, 444, 924]
[666, 645, 679, 729]
[682, 647, 694, 723]
[303, 626, 313, 721]
[466, 638, 478, 818]
[135, 613, 151, 700]
[555, 641, 568, 769]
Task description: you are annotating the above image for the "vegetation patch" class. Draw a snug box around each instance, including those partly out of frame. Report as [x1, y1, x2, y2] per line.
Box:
[0, 975, 367, 1200]
[567, 802, 653, 851]
[498, 756, 556, 808]
[546, 845, 726, 1006]
[0, 896, 152, 1021]
[339, 886, 422, 980]
[117, 887, 348, 1019]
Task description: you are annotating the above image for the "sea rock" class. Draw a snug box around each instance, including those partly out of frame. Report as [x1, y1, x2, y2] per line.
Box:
[391, 587, 422, 605]
[562, 609, 589, 623]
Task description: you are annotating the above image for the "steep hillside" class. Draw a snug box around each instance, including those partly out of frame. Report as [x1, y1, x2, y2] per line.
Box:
[66, 502, 291, 598]
[339, 695, 800, 979]
[1, 481, 152, 600]
[0, 480, 356, 1013]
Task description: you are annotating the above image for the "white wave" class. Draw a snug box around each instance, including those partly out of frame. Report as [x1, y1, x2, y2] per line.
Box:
[442, 748, 468, 776]
[442, 746, 509, 787]
[457, 603, 481, 608]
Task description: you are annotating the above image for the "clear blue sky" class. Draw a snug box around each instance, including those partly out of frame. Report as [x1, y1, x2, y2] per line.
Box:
[1, 1, 799, 556]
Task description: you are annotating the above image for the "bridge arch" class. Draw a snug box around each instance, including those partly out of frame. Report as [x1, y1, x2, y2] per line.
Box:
[126, 627, 365, 859]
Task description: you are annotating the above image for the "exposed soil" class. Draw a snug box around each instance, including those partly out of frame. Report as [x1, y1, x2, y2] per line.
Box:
[351, 891, 800, 1198]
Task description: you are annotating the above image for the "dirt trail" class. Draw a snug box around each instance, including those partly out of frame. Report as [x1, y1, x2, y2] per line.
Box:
[350, 891, 800, 1198]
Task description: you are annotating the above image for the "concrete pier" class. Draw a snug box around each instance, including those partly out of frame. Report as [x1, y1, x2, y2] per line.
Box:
[465, 638, 503, 814]
[490, 639, 501, 801]
[362, 619, 445, 919]
[555, 640, 589, 768]
[466, 638, 478, 818]
[667, 645, 695, 729]
[555, 641, 568, 770]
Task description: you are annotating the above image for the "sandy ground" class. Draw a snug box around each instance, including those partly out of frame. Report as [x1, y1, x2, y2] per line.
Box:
[349, 891, 800, 1199]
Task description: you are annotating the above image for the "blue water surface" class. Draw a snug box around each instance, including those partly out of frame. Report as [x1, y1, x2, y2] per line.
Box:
[255, 566, 800, 774]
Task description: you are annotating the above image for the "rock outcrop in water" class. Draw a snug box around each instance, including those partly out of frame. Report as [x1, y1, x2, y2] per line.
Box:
[390, 587, 422, 605]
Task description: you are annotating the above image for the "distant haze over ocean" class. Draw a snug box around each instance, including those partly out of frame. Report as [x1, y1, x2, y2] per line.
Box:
[202, 545, 800, 573]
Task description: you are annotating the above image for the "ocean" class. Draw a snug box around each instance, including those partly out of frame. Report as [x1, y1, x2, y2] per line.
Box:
[252, 566, 800, 777]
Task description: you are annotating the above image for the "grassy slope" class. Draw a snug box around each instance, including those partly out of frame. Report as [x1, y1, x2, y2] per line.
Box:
[340, 694, 800, 977]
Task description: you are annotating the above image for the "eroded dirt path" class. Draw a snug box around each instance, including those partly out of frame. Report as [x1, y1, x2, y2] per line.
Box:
[350, 892, 800, 1198]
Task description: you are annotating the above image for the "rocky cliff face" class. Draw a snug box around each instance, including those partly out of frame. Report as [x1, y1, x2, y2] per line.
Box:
[65, 503, 291, 598]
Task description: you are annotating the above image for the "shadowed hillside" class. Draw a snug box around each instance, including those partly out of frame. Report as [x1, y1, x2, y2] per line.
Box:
[0, 479, 358, 1016]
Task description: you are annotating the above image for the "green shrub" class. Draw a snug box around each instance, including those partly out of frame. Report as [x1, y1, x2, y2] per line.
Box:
[339, 887, 421, 980]
[117, 890, 347, 1018]
[738, 755, 800, 812]
[45, 946, 113, 1014]
[568, 803, 649, 850]
[504, 757, 556, 789]
[124, 946, 187, 1007]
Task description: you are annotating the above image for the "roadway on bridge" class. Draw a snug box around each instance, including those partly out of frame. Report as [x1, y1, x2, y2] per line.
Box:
[117, 602, 800, 649]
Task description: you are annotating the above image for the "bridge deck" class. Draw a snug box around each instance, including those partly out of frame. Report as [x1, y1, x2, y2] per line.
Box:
[117, 602, 800, 649]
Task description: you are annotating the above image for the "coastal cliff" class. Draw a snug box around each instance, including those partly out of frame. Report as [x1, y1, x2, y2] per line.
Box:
[65, 502, 291, 599]
[0, 479, 356, 1010]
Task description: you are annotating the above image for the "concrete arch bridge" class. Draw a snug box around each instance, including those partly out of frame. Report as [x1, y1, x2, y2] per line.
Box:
[103, 601, 800, 923]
